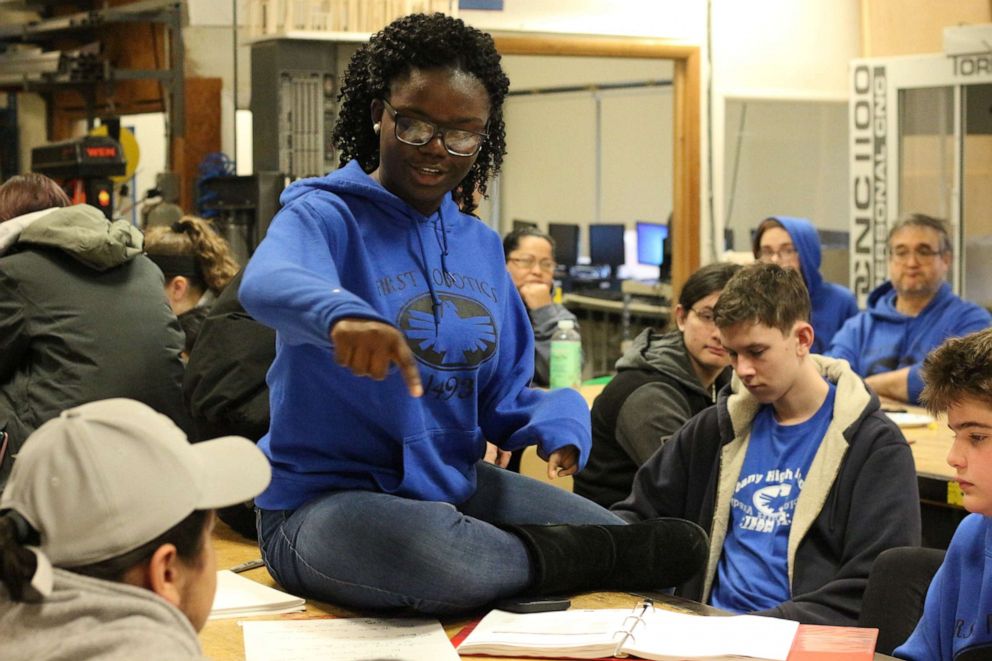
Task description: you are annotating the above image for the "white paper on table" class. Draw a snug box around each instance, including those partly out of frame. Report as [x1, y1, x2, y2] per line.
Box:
[626, 609, 800, 660]
[885, 411, 935, 428]
[241, 618, 460, 661]
[209, 570, 305, 620]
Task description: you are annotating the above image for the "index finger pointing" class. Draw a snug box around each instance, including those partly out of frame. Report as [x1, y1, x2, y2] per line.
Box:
[394, 340, 423, 398]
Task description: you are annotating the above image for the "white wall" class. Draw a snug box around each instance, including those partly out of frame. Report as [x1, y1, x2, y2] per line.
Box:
[460, 0, 863, 261]
[708, 0, 861, 259]
[496, 54, 674, 241]
[178, 0, 861, 263]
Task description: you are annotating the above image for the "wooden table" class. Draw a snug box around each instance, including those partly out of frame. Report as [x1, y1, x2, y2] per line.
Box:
[201, 520, 715, 660]
[198, 387, 930, 658]
[202, 519, 895, 660]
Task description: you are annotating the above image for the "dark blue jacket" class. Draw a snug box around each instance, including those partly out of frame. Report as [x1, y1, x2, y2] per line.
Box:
[614, 356, 921, 625]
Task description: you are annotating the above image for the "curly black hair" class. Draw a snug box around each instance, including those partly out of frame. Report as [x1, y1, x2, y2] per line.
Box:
[333, 13, 509, 214]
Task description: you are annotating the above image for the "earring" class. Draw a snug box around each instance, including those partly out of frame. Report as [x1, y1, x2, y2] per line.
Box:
[373, 122, 381, 135]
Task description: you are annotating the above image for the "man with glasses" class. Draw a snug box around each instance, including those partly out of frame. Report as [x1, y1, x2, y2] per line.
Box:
[502, 227, 578, 388]
[827, 214, 991, 404]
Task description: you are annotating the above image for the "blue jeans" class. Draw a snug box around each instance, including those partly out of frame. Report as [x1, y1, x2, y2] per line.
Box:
[257, 461, 623, 614]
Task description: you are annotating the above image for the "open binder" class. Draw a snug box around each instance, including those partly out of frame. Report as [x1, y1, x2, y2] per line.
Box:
[456, 599, 800, 661]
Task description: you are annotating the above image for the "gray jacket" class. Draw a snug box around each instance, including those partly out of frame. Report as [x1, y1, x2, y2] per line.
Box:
[0, 568, 208, 660]
[574, 329, 727, 507]
[0, 205, 190, 485]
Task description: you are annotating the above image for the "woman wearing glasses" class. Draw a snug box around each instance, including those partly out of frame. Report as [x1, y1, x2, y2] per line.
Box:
[239, 14, 706, 615]
[503, 227, 579, 387]
[574, 262, 741, 508]
[752, 216, 858, 353]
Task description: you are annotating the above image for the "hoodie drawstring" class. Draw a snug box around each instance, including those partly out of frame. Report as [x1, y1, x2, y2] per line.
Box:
[435, 205, 450, 278]
[412, 207, 451, 335]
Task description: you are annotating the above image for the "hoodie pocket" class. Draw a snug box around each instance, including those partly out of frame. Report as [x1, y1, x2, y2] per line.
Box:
[397, 428, 484, 502]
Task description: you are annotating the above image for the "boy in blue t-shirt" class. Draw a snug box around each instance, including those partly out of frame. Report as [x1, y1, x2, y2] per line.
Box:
[895, 328, 992, 659]
[614, 263, 921, 625]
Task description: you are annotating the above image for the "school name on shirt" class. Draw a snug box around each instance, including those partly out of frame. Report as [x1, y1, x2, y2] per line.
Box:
[730, 468, 807, 533]
[375, 268, 499, 303]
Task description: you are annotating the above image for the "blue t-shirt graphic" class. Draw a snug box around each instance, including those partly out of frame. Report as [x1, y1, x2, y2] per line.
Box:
[710, 383, 836, 613]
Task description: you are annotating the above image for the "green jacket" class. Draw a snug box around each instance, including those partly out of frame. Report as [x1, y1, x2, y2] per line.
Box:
[0, 205, 190, 486]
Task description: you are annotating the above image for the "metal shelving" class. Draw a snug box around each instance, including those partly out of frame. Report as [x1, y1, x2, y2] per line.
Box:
[0, 0, 185, 136]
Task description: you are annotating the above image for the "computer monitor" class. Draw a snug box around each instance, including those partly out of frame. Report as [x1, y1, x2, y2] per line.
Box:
[636, 221, 669, 267]
[589, 224, 626, 277]
[547, 222, 580, 267]
[512, 219, 538, 231]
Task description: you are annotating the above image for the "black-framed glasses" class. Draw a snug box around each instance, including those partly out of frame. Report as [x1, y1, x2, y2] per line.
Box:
[381, 99, 487, 157]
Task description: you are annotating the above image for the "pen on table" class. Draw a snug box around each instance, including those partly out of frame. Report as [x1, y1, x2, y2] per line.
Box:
[230, 558, 265, 573]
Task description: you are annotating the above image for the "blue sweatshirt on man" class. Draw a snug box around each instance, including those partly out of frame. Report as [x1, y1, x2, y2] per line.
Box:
[826, 281, 991, 404]
[771, 216, 858, 354]
[895, 514, 992, 660]
[240, 161, 591, 510]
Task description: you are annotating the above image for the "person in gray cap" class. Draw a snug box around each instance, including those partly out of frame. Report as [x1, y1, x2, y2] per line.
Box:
[0, 398, 271, 661]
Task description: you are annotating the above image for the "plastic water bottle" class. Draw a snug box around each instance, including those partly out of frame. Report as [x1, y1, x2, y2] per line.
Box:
[549, 319, 582, 390]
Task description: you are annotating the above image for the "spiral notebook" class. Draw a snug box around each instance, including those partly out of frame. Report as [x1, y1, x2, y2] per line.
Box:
[456, 599, 800, 661]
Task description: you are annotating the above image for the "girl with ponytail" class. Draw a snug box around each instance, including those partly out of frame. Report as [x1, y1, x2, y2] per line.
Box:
[145, 216, 240, 354]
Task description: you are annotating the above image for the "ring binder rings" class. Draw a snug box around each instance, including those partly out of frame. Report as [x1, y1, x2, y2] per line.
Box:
[612, 599, 654, 657]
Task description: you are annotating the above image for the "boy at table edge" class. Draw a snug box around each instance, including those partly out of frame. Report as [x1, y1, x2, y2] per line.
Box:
[895, 327, 992, 659]
[612, 262, 922, 626]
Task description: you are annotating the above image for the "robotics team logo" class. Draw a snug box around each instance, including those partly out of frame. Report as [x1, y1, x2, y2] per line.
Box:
[398, 292, 497, 370]
[753, 483, 793, 524]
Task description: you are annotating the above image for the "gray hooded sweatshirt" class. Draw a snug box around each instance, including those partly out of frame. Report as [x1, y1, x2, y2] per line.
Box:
[0, 568, 208, 660]
[573, 328, 729, 508]
[0, 205, 190, 486]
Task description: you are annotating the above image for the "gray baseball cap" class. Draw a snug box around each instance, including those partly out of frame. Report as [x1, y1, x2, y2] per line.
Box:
[0, 398, 271, 568]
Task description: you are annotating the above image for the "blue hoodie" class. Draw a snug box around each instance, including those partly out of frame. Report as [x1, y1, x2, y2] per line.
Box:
[770, 216, 858, 354]
[240, 161, 591, 510]
[895, 514, 992, 660]
[826, 281, 991, 404]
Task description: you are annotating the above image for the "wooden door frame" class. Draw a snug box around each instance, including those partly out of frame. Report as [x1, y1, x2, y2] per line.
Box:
[491, 32, 701, 290]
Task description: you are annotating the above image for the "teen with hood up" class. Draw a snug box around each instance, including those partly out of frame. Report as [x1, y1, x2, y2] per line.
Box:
[238, 14, 707, 615]
[753, 216, 858, 354]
